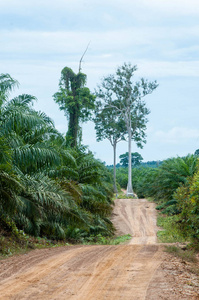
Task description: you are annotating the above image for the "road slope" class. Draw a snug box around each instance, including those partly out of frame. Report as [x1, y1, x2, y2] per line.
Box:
[112, 198, 158, 244]
[0, 198, 198, 299]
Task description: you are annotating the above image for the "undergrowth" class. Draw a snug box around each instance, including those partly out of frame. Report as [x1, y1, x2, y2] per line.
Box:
[82, 234, 132, 245]
[165, 245, 197, 263]
[116, 191, 138, 200]
[0, 232, 68, 259]
[0, 231, 131, 258]
[157, 214, 187, 243]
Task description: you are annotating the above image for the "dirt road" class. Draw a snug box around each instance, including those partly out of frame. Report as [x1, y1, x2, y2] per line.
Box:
[112, 198, 158, 244]
[0, 198, 198, 299]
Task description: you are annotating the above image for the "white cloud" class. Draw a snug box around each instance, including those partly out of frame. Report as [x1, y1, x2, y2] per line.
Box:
[0, 0, 87, 12]
[1, 22, 199, 57]
[2, 0, 199, 13]
[0, 28, 151, 55]
[136, 60, 199, 78]
[154, 127, 199, 144]
[1, 27, 199, 81]
[141, 0, 199, 15]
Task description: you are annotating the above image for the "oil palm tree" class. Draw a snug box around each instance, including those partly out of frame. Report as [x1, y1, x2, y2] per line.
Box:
[0, 73, 114, 241]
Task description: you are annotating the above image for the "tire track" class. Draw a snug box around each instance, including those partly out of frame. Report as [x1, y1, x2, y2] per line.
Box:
[0, 198, 163, 300]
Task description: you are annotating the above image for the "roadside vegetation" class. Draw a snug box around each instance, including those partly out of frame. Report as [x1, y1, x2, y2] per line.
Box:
[0, 72, 115, 257]
[116, 153, 199, 249]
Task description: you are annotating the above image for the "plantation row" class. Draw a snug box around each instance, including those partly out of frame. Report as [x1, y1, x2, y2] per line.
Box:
[0, 74, 114, 242]
[116, 154, 199, 245]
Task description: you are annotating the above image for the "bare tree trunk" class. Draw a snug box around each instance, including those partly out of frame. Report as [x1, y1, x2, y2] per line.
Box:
[79, 42, 90, 73]
[113, 143, 118, 193]
[126, 117, 134, 197]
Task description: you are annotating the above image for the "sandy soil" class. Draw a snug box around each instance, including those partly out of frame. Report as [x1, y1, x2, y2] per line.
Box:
[112, 198, 158, 244]
[0, 198, 198, 299]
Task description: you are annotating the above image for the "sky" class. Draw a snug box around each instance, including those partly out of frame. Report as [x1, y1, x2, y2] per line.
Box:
[1, 0, 199, 164]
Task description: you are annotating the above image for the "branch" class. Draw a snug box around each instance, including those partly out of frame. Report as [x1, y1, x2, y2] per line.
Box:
[104, 104, 122, 112]
[117, 136, 127, 143]
[79, 42, 91, 73]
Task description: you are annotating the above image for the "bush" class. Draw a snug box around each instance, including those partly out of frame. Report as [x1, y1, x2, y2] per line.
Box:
[116, 167, 128, 188]
[174, 169, 199, 244]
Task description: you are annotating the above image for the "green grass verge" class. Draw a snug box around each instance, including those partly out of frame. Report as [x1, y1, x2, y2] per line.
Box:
[165, 245, 197, 263]
[82, 234, 132, 245]
[0, 231, 132, 259]
[0, 233, 69, 259]
[157, 214, 187, 243]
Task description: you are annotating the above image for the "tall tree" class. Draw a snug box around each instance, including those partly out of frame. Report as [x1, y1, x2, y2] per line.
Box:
[93, 104, 126, 193]
[53, 67, 95, 147]
[95, 63, 158, 196]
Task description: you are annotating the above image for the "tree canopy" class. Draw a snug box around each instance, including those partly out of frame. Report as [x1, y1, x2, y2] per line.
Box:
[53, 67, 95, 147]
[93, 103, 126, 192]
[119, 152, 143, 167]
[94, 63, 158, 195]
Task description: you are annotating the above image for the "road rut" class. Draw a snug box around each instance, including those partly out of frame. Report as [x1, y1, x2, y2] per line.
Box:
[0, 198, 167, 299]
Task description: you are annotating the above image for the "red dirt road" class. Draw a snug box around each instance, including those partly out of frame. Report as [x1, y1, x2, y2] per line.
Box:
[112, 198, 158, 244]
[0, 198, 198, 299]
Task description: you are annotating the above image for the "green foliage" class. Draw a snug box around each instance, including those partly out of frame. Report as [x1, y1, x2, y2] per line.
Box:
[0, 73, 18, 106]
[0, 73, 114, 245]
[194, 149, 199, 156]
[141, 160, 162, 168]
[116, 152, 199, 246]
[116, 155, 199, 245]
[94, 103, 126, 144]
[119, 152, 143, 167]
[157, 215, 186, 243]
[53, 67, 95, 147]
[122, 154, 199, 246]
[107, 160, 162, 169]
[93, 99, 126, 193]
[165, 246, 197, 263]
[116, 166, 155, 196]
[131, 155, 198, 201]
[174, 167, 199, 244]
[94, 63, 158, 194]
[116, 167, 128, 188]
[83, 234, 131, 245]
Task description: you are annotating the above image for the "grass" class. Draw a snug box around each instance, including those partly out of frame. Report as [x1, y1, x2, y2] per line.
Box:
[157, 214, 187, 243]
[0, 232, 69, 259]
[165, 245, 197, 263]
[157, 211, 199, 271]
[0, 229, 132, 259]
[115, 191, 138, 200]
[115, 190, 127, 199]
[83, 234, 132, 245]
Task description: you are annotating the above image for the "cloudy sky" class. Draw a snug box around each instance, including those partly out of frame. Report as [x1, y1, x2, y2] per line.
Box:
[1, 0, 199, 164]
